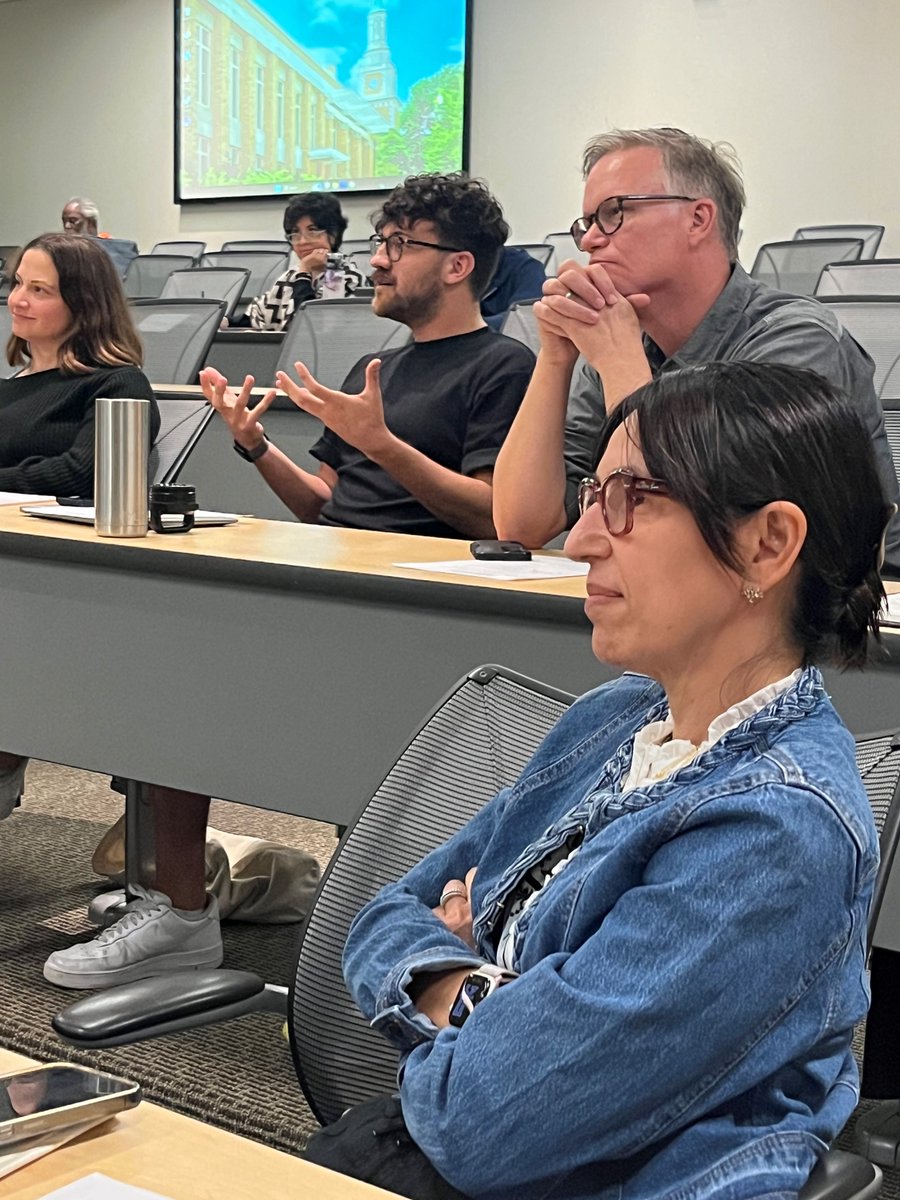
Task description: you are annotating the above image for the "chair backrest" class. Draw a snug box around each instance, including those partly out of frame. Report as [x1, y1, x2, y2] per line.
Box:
[749, 239, 865, 295]
[130, 298, 226, 385]
[817, 296, 900, 401]
[341, 239, 374, 256]
[795, 224, 885, 260]
[150, 241, 207, 262]
[500, 300, 541, 355]
[148, 398, 214, 485]
[123, 255, 196, 299]
[542, 231, 589, 273]
[199, 251, 289, 304]
[854, 731, 900, 955]
[160, 268, 251, 321]
[94, 237, 140, 278]
[0, 301, 14, 379]
[220, 240, 288, 253]
[288, 664, 575, 1127]
[816, 260, 900, 297]
[343, 248, 373, 283]
[511, 243, 554, 268]
[274, 298, 409, 388]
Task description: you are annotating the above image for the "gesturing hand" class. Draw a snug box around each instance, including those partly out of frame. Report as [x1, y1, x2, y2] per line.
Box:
[276, 358, 391, 459]
[199, 367, 277, 451]
[432, 866, 478, 950]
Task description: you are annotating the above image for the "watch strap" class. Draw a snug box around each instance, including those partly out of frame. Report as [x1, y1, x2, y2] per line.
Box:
[233, 437, 269, 463]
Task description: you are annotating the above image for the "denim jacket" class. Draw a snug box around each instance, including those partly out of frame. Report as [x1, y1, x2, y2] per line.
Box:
[343, 668, 878, 1200]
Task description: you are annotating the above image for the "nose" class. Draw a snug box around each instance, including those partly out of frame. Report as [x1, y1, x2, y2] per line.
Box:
[580, 220, 611, 254]
[564, 504, 611, 561]
[369, 241, 390, 270]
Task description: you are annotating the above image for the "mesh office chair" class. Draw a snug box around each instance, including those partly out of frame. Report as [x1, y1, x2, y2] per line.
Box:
[795, 225, 885, 260]
[199, 251, 288, 314]
[130, 298, 226, 385]
[123, 254, 196, 299]
[500, 300, 541, 354]
[816, 262, 900, 297]
[149, 241, 206, 262]
[273, 297, 409, 387]
[148, 398, 214, 485]
[160, 268, 250, 322]
[0, 301, 14, 379]
[749, 239, 865, 295]
[343, 247, 374, 283]
[511, 242, 554, 268]
[53, 665, 899, 1196]
[220, 240, 289, 253]
[94, 238, 140, 278]
[816, 297, 900, 401]
[542, 231, 589, 273]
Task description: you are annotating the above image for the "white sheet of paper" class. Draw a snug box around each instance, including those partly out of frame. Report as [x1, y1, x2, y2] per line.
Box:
[394, 558, 590, 582]
[0, 1116, 108, 1181]
[0, 493, 53, 506]
[880, 593, 900, 624]
[30, 1171, 173, 1199]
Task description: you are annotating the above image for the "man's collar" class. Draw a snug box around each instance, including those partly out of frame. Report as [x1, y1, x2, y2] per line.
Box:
[644, 263, 751, 370]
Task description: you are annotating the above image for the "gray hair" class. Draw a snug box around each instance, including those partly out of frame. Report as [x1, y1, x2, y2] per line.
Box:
[581, 127, 745, 261]
[65, 196, 101, 224]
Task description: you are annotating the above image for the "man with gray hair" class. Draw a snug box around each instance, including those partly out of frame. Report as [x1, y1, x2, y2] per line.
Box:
[62, 197, 100, 237]
[493, 126, 900, 571]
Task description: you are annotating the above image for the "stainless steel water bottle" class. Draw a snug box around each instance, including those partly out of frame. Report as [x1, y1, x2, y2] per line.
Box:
[94, 397, 150, 537]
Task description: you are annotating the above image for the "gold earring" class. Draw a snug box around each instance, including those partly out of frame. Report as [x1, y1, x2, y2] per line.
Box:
[742, 583, 764, 605]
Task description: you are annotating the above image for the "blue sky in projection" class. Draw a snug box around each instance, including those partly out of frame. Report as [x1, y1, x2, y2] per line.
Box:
[254, 0, 466, 102]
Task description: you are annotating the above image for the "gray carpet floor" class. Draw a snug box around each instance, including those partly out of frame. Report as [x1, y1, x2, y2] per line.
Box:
[0, 759, 337, 1154]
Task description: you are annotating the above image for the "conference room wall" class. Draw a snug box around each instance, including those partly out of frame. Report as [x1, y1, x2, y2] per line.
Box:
[0, 0, 897, 263]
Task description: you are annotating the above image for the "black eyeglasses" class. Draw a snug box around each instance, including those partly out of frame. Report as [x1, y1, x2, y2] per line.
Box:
[570, 194, 698, 249]
[578, 469, 671, 536]
[369, 232, 465, 263]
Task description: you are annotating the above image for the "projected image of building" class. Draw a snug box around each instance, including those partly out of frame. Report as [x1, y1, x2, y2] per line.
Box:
[181, 1, 402, 194]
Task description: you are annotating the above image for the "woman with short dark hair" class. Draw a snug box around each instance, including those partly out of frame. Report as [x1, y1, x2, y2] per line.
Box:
[242, 192, 365, 330]
[315, 361, 892, 1199]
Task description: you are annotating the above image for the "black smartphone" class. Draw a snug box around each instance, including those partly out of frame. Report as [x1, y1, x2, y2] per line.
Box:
[470, 539, 532, 561]
[54, 496, 93, 507]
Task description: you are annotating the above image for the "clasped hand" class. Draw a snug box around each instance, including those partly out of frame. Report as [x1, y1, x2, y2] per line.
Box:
[534, 258, 649, 365]
[432, 866, 478, 949]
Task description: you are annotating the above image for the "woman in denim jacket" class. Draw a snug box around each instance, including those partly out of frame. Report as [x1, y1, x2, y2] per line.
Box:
[333, 362, 892, 1199]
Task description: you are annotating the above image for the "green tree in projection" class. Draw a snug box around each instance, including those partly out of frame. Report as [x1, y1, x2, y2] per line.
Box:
[374, 64, 464, 176]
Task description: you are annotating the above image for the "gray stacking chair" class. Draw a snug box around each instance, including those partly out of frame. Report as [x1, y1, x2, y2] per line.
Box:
[94, 238, 140, 278]
[148, 397, 214, 486]
[816, 262, 900, 297]
[220, 240, 289, 252]
[749, 239, 864, 295]
[52, 666, 900, 1197]
[123, 254, 196, 299]
[160, 267, 250, 322]
[542, 231, 590, 273]
[149, 240, 206, 262]
[0, 301, 15, 378]
[273, 297, 408, 388]
[500, 299, 541, 354]
[795, 225, 885, 260]
[511, 242, 554, 268]
[817, 297, 900, 401]
[130, 298, 226, 385]
[199, 250, 289, 314]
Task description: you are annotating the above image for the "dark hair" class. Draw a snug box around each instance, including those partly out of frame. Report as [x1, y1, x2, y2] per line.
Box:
[604, 361, 889, 668]
[6, 233, 143, 375]
[281, 192, 348, 249]
[374, 172, 509, 299]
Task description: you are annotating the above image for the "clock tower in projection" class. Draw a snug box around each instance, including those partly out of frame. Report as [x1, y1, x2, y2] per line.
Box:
[351, 7, 400, 126]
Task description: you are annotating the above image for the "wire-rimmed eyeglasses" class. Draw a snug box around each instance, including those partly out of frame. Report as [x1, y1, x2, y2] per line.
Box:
[369, 232, 465, 263]
[578, 469, 671, 536]
[570, 195, 698, 249]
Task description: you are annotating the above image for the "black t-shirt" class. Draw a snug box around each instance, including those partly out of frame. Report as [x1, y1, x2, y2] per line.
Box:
[310, 326, 534, 538]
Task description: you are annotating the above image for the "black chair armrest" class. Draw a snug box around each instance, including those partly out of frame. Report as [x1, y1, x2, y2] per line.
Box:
[799, 1147, 882, 1200]
[52, 969, 284, 1048]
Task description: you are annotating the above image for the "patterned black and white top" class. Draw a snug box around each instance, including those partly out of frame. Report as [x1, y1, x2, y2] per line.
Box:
[247, 253, 366, 331]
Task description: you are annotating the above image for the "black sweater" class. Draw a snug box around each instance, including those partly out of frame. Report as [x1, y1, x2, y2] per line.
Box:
[0, 366, 159, 496]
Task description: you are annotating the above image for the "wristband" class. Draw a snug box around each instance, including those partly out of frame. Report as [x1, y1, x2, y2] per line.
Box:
[233, 437, 270, 463]
[448, 965, 517, 1028]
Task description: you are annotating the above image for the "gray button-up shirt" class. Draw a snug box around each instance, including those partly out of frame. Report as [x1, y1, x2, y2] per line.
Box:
[563, 263, 900, 573]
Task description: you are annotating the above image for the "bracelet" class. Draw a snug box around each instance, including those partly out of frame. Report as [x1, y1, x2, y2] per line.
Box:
[233, 437, 270, 463]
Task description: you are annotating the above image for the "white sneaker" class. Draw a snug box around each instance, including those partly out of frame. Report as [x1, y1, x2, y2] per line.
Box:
[43, 886, 223, 989]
